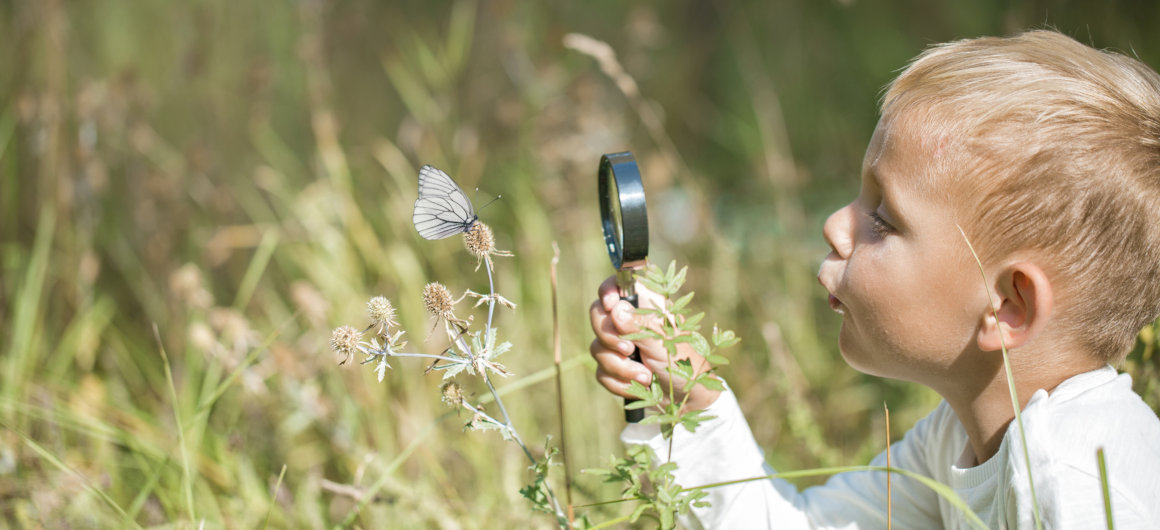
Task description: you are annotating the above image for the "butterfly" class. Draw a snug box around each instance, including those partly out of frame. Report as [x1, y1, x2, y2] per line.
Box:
[412, 165, 479, 240]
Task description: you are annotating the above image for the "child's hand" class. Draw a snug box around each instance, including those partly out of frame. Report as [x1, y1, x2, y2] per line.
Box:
[589, 276, 722, 413]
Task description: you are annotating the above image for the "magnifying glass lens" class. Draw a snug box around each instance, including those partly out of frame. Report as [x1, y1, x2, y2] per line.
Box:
[607, 174, 624, 256]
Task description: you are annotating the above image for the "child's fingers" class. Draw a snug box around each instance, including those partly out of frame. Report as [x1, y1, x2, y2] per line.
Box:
[605, 301, 669, 364]
[591, 340, 653, 388]
[594, 365, 640, 399]
[598, 276, 621, 312]
[589, 300, 635, 355]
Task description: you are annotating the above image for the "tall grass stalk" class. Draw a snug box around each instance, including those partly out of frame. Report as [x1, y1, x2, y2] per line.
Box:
[551, 243, 576, 527]
[153, 324, 195, 522]
[957, 225, 1043, 530]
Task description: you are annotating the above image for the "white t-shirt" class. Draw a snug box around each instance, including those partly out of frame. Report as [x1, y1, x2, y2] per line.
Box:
[622, 366, 1160, 529]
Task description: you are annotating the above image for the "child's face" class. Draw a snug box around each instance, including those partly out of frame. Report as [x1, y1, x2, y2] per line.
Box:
[817, 116, 991, 385]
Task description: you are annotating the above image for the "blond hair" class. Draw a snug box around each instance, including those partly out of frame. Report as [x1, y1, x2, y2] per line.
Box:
[883, 30, 1160, 362]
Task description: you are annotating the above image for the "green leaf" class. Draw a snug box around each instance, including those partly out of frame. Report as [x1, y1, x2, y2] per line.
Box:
[638, 276, 666, 295]
[659, 508, 675, 529]
[634, 307, 663, 317]
[698, 377, 725, 391]
[688, 330, 710, 357]
[672, 265, 688, 290]
[621, 329, 661, 341]
[669, 359, 695, 381]
[652, 381, 665, 402]
[712, 326, 741, 348]
[583, 467, 612, 478]
[639, 414, 674, 426]
[681, 410, 716, 433]
[680, 312, 705, 332]
[705, 354, 730, 366]
[629, 503, 650, 523]
[669, 291, 695, 314]
[642, 263, 665, 283]
[625, 380, 654, 401]
[625, 400, 653, 410]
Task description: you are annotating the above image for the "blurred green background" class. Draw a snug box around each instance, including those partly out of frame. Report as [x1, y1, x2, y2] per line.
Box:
[3, 0, 1159, 527]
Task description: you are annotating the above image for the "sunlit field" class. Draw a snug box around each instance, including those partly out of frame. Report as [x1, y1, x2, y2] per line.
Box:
[2, 1, 1158, 527]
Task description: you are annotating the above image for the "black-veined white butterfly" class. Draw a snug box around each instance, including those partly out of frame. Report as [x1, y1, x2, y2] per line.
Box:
[412, 165, 479, 240]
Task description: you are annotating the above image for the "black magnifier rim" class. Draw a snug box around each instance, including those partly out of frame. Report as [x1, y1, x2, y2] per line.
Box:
[599, 152, 649, 270]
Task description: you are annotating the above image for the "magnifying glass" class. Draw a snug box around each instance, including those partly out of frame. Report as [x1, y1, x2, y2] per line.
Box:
[598, 151, 649, 423]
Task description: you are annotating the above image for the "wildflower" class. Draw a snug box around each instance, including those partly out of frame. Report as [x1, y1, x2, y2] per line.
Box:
[366, 296, 398, 334]
[423, 282, 468, 330]
[422, 282, 454, 320]
[330, 325, 362, 365]
[441, 381, 465, 408]
[463, 222, 513, 270]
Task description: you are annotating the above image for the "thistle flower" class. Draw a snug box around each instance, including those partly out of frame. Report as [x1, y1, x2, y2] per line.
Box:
[422, 282, 454, 320]
[440, 381, 464, 408]
[366, 296, 398, 334]
[463, 222, 513, 270]
[330, 325, 362, 365]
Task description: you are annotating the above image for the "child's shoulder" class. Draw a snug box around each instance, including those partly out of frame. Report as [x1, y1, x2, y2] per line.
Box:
[1018, 366, 1160, 524]
[1024, 365, 1158, 430]
[1021, 365, 1159, 455]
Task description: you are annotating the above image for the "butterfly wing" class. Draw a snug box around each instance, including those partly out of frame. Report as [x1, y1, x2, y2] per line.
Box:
[413, 165, 478, 240]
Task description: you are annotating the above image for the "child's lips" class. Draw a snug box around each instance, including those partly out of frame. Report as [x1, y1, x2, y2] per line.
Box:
[828, 294, 846, 315]
[817, 273, 845, 315]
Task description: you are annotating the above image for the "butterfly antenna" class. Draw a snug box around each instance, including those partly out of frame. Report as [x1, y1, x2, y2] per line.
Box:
[477, 194, 502, 212]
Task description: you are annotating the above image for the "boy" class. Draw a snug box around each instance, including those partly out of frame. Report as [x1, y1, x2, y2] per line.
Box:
[589, 30, 1160, 528]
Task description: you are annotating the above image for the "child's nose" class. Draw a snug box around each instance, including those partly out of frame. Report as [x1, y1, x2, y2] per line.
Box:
[822, 204, 855, 260]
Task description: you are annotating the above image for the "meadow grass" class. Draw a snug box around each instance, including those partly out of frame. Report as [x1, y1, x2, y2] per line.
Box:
[1, 1, 1159, 527]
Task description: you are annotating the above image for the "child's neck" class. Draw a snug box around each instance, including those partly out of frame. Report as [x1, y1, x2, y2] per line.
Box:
[937, 350, 1101, 466]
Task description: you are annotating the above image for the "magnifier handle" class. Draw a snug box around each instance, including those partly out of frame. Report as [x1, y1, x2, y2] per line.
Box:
[622, 293, 645, 424]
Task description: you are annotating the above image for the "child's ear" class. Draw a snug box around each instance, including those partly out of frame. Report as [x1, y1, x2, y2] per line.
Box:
[977, 263, 1053, 352]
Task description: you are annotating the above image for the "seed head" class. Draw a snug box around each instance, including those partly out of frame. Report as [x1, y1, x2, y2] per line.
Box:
[440, 381, 465, 408]
[422, 282, 454, 319]
[330, 325, 362, 365]
[366, 296, 397, 331]
[463, 222, 513, 270]
[464, 222, 496, 258]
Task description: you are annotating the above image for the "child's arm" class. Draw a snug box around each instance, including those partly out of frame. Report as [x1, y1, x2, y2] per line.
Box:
[590, 277, 946, 528]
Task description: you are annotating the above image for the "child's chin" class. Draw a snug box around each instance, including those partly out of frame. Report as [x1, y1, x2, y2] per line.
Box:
[837, 338, 889, 378]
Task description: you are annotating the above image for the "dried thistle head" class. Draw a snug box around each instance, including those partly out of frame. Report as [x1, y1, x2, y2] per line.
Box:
[440, 381, 464, 408]
[330, 325, 362, 365]
[464, 222, 496, 258]
[366, 296, 397, 333]
[422, 282, 455, 320]
[464, 222, 513, 270]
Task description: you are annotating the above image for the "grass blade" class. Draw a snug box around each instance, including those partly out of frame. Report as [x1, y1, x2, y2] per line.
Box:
[957, 225, 1043, 530]
[5, 423, 141, 529]
[154, 323, 196, 522]
[1098, 448, 1114, 529]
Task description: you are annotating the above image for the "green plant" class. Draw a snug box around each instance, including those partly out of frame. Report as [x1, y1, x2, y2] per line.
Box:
[329, 221, 567, 525]
[584, 261, 739, 529]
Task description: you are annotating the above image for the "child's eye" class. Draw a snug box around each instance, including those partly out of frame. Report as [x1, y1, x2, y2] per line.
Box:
[867, 210, 894, 237]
